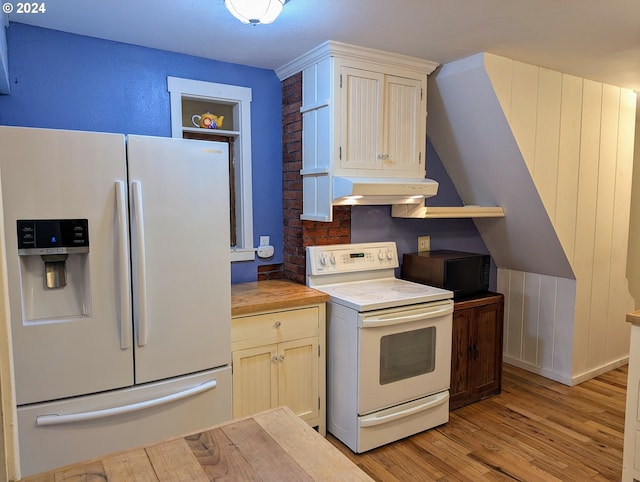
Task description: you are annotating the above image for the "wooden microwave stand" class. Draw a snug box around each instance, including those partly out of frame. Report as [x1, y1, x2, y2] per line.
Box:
[450, 292, 504, 411]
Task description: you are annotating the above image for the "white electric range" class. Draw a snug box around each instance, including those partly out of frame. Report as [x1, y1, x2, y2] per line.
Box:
[306, 242, 453, 453]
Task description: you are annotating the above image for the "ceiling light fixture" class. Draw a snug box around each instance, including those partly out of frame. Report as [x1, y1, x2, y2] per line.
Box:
[224, 0, 287, 25]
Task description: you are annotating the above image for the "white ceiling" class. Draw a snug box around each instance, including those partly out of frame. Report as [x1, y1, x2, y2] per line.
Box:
[8, 0, 640, 94]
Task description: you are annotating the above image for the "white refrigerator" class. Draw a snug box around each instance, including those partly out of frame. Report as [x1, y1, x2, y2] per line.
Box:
[0, 126, 233, 477]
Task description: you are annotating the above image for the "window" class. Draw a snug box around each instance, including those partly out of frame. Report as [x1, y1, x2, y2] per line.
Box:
[167, 77, 254, 261]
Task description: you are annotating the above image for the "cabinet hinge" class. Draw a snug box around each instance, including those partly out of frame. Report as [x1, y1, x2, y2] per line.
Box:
[421, 88, 423, 100]
[318, 345, 320, 357]
[318, 397, 321, 409]
[419, 152, 422, 164]
[340, 74, 342, 88]
[339, 146, 342, 160]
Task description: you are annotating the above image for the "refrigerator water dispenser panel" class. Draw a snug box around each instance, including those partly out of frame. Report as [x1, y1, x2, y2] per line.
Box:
[16, 219, 92, 321]
[18, 219, 89, 289]
[17, 219, 89, 255]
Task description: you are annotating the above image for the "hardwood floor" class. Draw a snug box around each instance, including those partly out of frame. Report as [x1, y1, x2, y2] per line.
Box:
[327, 363, 627, 481]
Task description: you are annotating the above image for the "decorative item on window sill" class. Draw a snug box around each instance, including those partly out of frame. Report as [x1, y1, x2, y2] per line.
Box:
[224, 0, 287, 25]
[191, 112, 224, 129]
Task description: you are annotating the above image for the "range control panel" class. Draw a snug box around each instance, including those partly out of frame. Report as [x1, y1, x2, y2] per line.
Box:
[306, 242, 399, 275]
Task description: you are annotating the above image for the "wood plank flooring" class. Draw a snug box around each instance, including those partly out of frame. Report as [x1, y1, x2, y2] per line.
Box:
[327, 363, 627, 481]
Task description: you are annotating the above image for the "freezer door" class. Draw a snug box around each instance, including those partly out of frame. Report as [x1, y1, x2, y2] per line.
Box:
[16, 366, 232, 478]
[126, 136, 231, 383]
[0, 126, 134, 406]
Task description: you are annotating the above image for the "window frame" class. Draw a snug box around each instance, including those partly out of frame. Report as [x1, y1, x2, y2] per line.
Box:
[167, 76, 255, 262]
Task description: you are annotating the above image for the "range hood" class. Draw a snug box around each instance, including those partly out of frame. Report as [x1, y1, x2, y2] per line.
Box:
[332, 176, 439, 205]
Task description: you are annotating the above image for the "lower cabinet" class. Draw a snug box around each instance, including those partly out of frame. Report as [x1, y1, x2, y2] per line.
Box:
[231, 304, 326, 435]
[450, 292, 504, 411]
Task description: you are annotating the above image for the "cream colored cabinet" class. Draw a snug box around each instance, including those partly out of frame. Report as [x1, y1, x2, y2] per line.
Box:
[231, 304, 326, 435]
[275, 41, 438, 221]
[340, 66, 425, 177]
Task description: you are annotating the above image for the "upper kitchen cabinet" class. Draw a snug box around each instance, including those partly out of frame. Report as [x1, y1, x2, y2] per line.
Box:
[277, 42, 438, 221]
[339, 67, 424, 176]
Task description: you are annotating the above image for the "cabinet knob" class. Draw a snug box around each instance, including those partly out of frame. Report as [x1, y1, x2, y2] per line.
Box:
[275, 321, 281, 328]
[272, 356, 278, 363]
[377, 154, 389, 160]
[279, 355, 286, 361]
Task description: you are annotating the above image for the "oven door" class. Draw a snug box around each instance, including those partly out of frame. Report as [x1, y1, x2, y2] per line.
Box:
[358, 299, 453, 415]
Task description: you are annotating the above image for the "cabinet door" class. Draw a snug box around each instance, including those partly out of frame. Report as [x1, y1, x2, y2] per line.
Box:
[469, 301, 503, 398]
[278, 337, 319, 423]
[450, 307, 473, 406]
[232, 344, 278, 418]
[383, 75, 424, 174]
[339, 67, 384, 171]
[451, 294, 504, 410]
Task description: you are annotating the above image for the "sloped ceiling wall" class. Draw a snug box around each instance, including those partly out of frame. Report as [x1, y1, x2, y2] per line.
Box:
[427, 53, 573, 279]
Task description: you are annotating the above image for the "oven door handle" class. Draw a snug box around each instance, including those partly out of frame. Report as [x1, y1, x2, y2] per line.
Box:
[359, 391, 449, 428]
[361, 303, 453, 328]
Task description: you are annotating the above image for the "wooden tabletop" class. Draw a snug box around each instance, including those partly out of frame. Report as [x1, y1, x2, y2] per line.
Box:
[19, 406, 372, 481]
[231, 280, 329, 316]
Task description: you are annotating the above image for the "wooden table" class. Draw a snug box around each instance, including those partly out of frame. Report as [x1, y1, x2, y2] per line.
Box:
[19, 406, 372, 481]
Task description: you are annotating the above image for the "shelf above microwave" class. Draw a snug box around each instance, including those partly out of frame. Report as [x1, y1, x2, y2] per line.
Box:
[391, 204, 505, 219]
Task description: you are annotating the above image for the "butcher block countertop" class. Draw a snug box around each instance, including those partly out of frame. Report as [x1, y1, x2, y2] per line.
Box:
[231, 279, 329, 316]
[627, 309, 640, 325]
[18, 406, 372, 481]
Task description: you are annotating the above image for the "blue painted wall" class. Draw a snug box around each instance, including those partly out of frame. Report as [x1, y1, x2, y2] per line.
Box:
[1, 23, 489, 285]
[0, 23, 282, 283]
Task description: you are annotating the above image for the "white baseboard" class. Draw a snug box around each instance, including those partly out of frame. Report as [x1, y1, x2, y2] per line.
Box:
[503, 355, 629, 387]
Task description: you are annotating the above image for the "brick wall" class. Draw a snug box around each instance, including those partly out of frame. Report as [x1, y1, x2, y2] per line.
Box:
[282, 73, 351, 284]
[257, 264, 285, 281]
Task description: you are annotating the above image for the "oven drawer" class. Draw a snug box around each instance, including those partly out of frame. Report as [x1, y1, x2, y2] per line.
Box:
[357, 390, 449, 452]
[232, 306, 320, 348]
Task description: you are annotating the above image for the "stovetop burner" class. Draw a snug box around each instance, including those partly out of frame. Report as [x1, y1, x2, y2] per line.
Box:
[306, 242, 453, 311]
[312, 277, 452, 311]
[333, 286, 384, 301]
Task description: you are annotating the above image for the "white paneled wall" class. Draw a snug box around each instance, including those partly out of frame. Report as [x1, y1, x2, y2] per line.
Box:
[498, 269, 575, 384]
[488, 55, 636, 384]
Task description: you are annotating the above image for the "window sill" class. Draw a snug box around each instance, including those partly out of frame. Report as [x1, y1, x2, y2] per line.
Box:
[231, 248, 256, 262]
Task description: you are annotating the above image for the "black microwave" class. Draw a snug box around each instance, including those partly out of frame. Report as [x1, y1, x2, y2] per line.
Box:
[401, 250, 490, 300]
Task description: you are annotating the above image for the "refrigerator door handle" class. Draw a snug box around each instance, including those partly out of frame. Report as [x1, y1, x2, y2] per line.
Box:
[35, 380, 218, 426]
[131, 180, 149, 347]
[115, 181, 132, 350]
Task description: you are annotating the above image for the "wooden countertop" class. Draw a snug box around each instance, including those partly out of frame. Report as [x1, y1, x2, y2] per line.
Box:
[19, 406, 372, 481]
[627, 309, 640, 325]
[231, 279, 329, 317]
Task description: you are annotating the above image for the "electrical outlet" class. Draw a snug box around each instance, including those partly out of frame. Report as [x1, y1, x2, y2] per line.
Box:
[418, 235, 430, 252]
